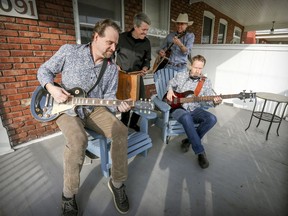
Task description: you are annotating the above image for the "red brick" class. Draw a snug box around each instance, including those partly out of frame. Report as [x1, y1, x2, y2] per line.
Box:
[31, 38, 50, 45]
[0, 88, 17, 95]
[0, 44, 21, 50]
[0, 76, 16, 83]
[0, 30, 18, 37]
[5, 82, 27, 88]
[10, 50, 33, 56]
[0, 57, 23, 63]
[18, 31, 41, 38]
[7, 37, 31, 44]
[21, 44, 42, 50]
[5, 23, 29, 30]
[0, 63, 13, 70]
[40, 33, 59, 39]
[15, 74, 36, 81]
[2, 69, 26, 76]
[23, 57, 45, 63]
[0, 50, 10, 56]
[14, 63, 35, 69]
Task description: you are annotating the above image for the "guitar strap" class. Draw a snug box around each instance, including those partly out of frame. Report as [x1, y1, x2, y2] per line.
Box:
[87, 58, 108, 95]
[194, 77, 206, 96]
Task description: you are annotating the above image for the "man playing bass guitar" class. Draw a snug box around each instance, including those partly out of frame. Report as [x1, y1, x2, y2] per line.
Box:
[166, 55, 222, 169]
[155, 13, 195, 73]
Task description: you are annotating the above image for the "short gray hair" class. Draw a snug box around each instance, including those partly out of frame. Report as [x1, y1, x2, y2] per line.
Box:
[133, 12, 151, 27]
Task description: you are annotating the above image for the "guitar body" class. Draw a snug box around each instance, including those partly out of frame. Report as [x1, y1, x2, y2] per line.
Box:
[30, 84, 86, 122]
[152, 56, 169, 73]
[163, 91, 195, 109]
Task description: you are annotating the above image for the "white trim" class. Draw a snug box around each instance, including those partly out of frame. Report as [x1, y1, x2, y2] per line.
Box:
[72, 0, 81, 44]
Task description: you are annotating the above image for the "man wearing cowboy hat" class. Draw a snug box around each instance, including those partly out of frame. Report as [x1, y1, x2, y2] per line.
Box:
[157, 13, 195, 73]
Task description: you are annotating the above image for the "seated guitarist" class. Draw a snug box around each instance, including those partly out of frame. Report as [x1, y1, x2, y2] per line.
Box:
[166, 55, 222, 169]
[157, 13, 195, 73]
[37, 19, 130, 215]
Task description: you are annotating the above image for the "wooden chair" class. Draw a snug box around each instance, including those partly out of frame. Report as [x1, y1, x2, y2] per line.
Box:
[151, 68, 187, 144]
[85, 110, 156, 177]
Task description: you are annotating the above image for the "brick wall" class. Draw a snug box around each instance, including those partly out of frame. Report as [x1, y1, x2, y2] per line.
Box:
[0, 0, 75, 146]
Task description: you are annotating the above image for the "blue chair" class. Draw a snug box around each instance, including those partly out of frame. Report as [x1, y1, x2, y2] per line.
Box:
[151, 68, 187, 144]
[85, 109, 156, 177]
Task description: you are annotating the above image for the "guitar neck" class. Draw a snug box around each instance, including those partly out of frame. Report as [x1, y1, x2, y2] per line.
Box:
[71, 97, 135, 107]
[180, 94, 240, 103]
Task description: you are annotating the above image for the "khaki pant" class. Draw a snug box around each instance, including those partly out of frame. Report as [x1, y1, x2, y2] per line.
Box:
[56, 107, 128, 198]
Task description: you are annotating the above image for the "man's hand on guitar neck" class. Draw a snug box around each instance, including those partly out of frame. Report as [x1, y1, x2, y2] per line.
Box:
[159, 50, 166, 57]
[45, 83, 70, 103]
[117, 100, 132, 113]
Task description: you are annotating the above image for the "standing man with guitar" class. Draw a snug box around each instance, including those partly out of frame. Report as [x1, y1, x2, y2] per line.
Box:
[166, 55, 222, 169]
[116, 12, 152, 131]
[155, 13, 195, 73]
[37, 19, 130, 215]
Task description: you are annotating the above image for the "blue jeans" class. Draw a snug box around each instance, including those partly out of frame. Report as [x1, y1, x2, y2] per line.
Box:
[165, 64, 187, 73]
[171, 108, 217, 154]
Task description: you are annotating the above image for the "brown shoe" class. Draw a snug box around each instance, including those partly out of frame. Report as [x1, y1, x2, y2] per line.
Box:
[181, 138, 190, 153]
[198, 152, 209, 169]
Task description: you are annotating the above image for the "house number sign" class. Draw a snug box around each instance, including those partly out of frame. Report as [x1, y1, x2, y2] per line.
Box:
[0, 0, 38, 19]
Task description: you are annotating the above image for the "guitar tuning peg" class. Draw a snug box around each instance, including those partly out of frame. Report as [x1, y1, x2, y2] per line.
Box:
[140, 98, 143, 101]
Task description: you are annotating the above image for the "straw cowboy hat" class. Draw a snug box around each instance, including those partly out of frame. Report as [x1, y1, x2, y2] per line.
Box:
[171, 13, 193, 26]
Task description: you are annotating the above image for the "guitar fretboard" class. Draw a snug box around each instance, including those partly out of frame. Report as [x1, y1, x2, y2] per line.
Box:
[71, 98, 135, 107]
[180, 94, 240, 103]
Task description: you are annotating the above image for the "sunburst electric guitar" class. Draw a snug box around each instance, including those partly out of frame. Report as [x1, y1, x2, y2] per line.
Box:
[163, 90, 256, 109]
[30, 84, 154, 122]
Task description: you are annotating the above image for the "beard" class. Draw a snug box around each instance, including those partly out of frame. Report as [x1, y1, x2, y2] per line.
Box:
[103, 50, 114, 58]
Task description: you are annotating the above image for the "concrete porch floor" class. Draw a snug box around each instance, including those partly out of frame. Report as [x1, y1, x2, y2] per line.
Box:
[0, 104, 287, 216]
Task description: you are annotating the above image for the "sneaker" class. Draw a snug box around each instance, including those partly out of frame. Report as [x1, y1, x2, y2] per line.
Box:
[108, 179, 129, 214]
[198, 152, 209, 169]
[181, 138, 190, 153]
[62, 194, 78, 216]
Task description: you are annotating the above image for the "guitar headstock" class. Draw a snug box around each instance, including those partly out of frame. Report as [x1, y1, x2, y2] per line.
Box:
[134, 99, 155, 113]
[238, 90, 256, 102]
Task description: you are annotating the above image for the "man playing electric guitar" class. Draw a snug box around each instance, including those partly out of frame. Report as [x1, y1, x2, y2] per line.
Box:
[37, 19, 130, 215]
[156, 13, 195, 73]
[166, 55, 222, 169]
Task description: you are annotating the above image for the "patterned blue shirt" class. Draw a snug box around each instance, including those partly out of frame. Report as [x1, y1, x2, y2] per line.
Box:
[167, 69, 215, 111]
[160, 31, 195, 65]
[37, 43, 119, 118]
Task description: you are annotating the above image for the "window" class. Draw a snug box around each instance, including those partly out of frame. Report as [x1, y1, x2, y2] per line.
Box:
[232, 26, 242, 44]
[143, 0, 170, 61]
[73, 0, 123, 44]
[202, 11, 215, 44]
[218, 18, 227, 44]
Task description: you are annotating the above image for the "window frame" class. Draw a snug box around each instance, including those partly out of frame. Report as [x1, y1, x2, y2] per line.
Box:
[217, 18, 227, 44]
[202, 11, 215, 44]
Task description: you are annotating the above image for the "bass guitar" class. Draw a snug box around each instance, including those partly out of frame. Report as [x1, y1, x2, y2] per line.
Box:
[30, 83, 154, 122]
[163, 90, 255, 109]
[152, 31, 186, 73]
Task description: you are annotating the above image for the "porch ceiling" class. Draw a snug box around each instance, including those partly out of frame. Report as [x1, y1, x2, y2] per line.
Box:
[190, 0, 288, 31]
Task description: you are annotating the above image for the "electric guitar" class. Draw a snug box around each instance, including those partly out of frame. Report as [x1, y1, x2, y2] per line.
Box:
[30, 84, 154, 122]
[152, 31, 186, 73]
[163, 90, 256, 109]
